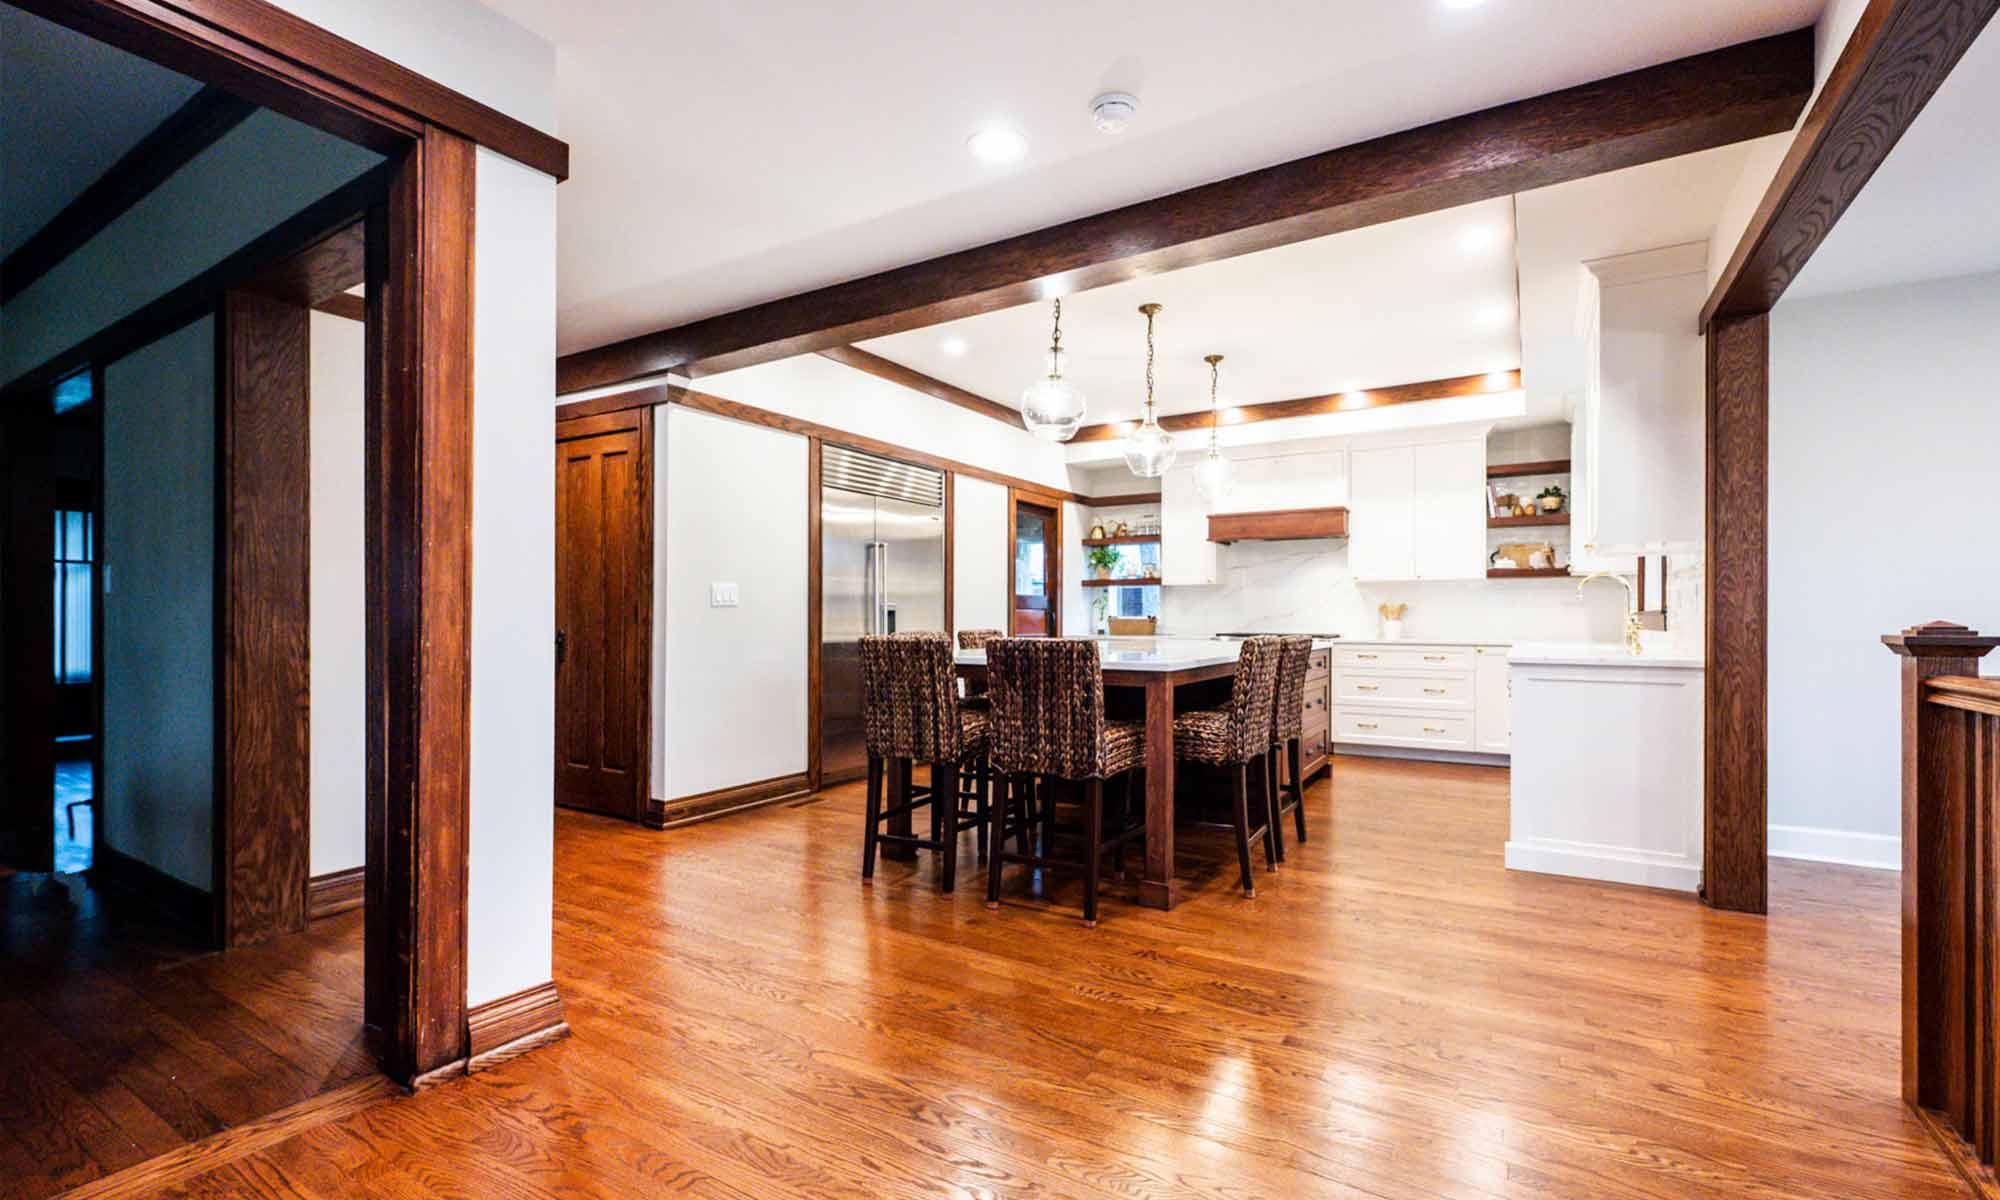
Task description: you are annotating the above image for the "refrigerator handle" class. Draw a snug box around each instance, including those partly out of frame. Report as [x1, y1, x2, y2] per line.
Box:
[869, 541, 889, 636]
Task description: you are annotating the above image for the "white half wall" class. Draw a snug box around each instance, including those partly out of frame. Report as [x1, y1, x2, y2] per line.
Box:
[102, 318, 215, 891]
[659, 405, 811, 801]
[466, 147, 559, 1007]
[1769, 270, 2000, 867]
[952, 476, 1009, 639]
[308, 310, 366, 878]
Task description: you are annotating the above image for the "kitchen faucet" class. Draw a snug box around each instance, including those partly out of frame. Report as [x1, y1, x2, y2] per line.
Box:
[1576, 571, 1644, 656]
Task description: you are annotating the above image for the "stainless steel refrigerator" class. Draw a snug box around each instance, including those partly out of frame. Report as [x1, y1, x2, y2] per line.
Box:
[819, 445, 946, 784]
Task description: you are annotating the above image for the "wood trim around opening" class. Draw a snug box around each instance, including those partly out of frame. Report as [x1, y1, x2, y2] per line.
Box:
[1703, 0, 1999, 325]
[817, 346, 1020, 428]
[12, 0, 569, 179]
[1066, 370, 1522, 444]
[647, 772, 813, 830]
[1007, 489, 1063, 637]
[554, 31, 1811, 392]
[466, 981, 569, 1069]
[307, 867, 366, 919]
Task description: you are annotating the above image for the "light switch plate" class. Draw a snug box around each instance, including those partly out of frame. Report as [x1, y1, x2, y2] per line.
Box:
[709, 582, 740, 608]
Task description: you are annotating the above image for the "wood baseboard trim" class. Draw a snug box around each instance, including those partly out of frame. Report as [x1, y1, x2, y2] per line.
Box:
[306, 866, 365, 920]
[647, 772, 812, 829]
[53, 1075, 398, 1200]
[466, 981, 568, 1071]
[1915, 1105, 2000, 1199]
[89, 845, 213, 937]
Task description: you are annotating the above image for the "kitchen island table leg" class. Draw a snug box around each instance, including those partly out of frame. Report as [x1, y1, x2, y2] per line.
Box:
[1139, 675, 1178, 910]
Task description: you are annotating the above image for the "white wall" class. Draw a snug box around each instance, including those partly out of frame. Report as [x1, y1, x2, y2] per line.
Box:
[1769, 270, 2000, 869]
[101, 318, 215, 891]
[658, 405, 810, 800]
[2, 110, 381, 384]
[952, 476, 1009, 639]
[466, 147, 559, 1006]
[308, 311, 366, 877]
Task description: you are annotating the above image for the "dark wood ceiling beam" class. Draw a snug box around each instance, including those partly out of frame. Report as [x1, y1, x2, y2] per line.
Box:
[816, 345, 1020, 428]
[1, 84, 254, 304]
[556, 30, 1814, 394]
[1703, 0, 1998, 325]
[1065, 369, 1520, 444]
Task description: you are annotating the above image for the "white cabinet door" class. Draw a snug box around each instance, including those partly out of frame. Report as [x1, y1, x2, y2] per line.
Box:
[1411, 440, 1484, 580]
[1475, 646, 1511, 752]
[1348, 446, 1413, 581]
[1159, 464, 1217, 585]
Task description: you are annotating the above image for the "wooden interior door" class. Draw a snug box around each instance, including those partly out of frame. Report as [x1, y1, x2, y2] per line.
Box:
[555, 410, 652, 820]
[1010, 494, 1060, 636]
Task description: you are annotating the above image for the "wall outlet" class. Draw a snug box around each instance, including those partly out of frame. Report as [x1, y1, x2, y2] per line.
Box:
[709, 582, 740, 608]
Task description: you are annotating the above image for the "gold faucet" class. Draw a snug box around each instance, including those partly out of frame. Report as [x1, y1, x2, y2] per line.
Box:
[1576, 571, 1644, 656]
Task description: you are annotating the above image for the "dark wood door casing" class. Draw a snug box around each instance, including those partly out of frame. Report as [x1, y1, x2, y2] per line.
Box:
[554, 409, 653, 823]
[1, 402, 58, 872]
[1008, 492, 1062, 637]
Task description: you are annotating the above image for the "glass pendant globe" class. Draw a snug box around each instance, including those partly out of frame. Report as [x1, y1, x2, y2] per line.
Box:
[1193, 448, 1231, 503]
[1020, 374, 1086, 442]
[1121, 419, 1178, 478]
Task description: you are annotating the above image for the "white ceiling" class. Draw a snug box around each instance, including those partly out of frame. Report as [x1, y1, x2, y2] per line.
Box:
[476, 0, 1821, 357]
[1783, 19, 2000, 302]
[858, 198, 1522, 424]
[1, 3, 204, 260]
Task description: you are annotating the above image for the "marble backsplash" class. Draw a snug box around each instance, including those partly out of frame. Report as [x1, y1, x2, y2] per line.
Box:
[1157, 538, 1639, 644]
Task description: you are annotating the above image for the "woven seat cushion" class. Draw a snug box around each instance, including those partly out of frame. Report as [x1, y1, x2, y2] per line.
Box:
[1172, 709, 1239, 765]
[957, 704, 991, 753]
[1100, 720, 1145, 777]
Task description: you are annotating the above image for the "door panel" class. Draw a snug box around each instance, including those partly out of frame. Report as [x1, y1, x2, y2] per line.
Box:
[1012, 499, 1056, 636]
[818, 485, 874, 785]
[555, 416, 650, 819]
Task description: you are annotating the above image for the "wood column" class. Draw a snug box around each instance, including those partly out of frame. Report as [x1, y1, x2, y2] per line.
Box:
[218, 289, 312, 946]
[1703, 311, 1769, 914]
[365, 130, 475, 1086]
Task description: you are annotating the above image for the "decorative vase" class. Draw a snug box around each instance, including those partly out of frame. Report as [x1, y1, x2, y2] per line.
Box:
[1382, 619, 1405, 640]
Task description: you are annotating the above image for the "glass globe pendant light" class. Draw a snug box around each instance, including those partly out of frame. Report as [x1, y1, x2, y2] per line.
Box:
[1121, 302, 1178, 478]
[1019, 298, 1086, 441]
[1193, 353, 1231, 505]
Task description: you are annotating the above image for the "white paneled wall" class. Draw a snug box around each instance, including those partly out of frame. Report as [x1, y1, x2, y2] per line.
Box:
[952, 477, 1009, 639]
[307, 311, 366, 878]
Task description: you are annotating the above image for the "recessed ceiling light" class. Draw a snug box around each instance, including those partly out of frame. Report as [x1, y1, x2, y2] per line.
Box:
[941, 335, 969, 357]
[967, 126, 1028, 164]
[1483, 371, 1516, 391]
[1091, 92, 1139, 134]
[1439, 0, 1488, 9]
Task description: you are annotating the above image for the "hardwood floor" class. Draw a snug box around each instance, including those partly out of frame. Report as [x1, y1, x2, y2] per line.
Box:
[0, 873, 371, 1200]
[20, 757, 1971, 1199]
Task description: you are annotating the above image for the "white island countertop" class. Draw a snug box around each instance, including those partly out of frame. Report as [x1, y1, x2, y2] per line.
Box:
[1508, 641, 1703, 669]
[955, 635, 1330, 673]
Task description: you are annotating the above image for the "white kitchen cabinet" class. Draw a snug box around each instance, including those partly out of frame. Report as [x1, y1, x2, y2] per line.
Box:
[1348, 437, 1485, 581]
[1158, 463, 1217, 585]
[1573, 243, 1707, 570]
[1474, 646, 1511, 753]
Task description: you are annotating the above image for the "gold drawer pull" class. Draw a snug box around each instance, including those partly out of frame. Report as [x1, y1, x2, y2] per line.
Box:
[1356, 653, 1378, 660]
[1424, 654, 1447, 662]
[1357, 684, 1379, 691]
[1356, 722, 1379, 730]
[1423, 726, 1445, 733]
[1423, 687, 1446, 695]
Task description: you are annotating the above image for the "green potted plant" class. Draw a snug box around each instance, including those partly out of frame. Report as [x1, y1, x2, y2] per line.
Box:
[1086, 544, 1121, 580]
[1536, 484, 1567, 514]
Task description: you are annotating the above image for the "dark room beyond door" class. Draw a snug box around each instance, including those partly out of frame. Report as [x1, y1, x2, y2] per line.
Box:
[555, 410, 652, 821]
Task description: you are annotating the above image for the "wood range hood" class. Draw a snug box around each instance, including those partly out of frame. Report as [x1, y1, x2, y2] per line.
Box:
[1207, 506, 1349, 545]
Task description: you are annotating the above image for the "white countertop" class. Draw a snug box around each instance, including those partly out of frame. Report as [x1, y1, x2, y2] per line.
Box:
[1507, 641, 1703, 669]
[955, 635, 1324, 673]
[1334, 638, 1509, 648]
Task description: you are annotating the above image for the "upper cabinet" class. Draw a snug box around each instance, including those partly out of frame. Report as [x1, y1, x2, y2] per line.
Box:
[1349, 434, 1486, 581]
[1572, 242, 1707, 570]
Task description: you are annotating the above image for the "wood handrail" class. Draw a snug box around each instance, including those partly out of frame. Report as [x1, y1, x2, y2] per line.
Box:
[1884, 622, 2000, 1193]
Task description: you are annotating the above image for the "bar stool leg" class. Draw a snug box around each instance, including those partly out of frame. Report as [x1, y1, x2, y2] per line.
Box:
[974, 755, 990, 861]
[1231, 763, 1257, 898]
[987, 774, 1015, 908]
[862, 754, 884, 881]
[1266, 746, 1287, 865]
[938, 758, 959, 894]
[1083, 778, 1103, 927]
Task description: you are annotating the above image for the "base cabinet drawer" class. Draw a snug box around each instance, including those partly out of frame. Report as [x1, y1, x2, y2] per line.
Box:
[1336, 646, 1474, 673]
[1334, 709, 1473, 749]
[1335, 671, 1473, 709]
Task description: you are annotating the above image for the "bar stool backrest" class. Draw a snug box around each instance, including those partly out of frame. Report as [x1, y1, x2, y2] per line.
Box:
[957, 628, 1004, 650]
[860, 633, 962, 762]
[1270, 636, 1314, 742]
[985, 637, 1108, 779]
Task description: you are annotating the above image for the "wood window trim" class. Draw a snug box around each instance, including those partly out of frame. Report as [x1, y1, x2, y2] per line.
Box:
[554, 406, 656, 827]
[1695, 0, 1995, 915]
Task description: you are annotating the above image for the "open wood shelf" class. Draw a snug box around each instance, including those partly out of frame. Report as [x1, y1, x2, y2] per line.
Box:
[1081, 534, 1161, 546]
[1489, 512, 1570, 528]
[1487, 459, 1571, 479]
[1487, 567, 1573, 579]
[1081, 576, 1163, 588]
[1084, 492, 1160, 508]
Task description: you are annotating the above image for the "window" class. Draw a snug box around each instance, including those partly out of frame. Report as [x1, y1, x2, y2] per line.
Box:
[52, 369, 93, 415]
[54, 509, 93, 684]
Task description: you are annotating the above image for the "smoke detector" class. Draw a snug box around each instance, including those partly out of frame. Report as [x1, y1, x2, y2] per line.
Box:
[1090, 92, 1139, 134]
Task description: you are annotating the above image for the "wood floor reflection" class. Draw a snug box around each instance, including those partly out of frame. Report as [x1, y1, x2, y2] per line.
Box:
[52, 756, 1969, 1198]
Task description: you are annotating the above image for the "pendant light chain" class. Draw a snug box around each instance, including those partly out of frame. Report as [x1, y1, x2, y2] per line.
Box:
[1207, 354, 1222, 452]
[1144, 307, 1156, 419]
